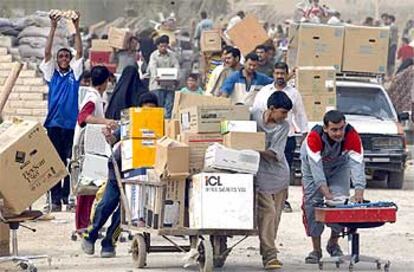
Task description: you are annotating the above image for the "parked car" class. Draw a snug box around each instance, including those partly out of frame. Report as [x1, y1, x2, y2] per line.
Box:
[292, 79, 410, 189]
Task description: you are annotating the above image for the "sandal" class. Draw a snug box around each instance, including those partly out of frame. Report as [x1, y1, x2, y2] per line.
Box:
[264, 258, 283, 270]
[326, 243, 344, 257]
[305, 250, 322, 264]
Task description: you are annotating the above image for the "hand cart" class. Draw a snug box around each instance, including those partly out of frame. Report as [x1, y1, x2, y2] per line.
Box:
[110, 153, 258, 272]
[315, 202, 398, 272]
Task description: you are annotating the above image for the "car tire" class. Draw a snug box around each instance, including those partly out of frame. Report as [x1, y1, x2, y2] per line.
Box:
[387, 171, 405, 189]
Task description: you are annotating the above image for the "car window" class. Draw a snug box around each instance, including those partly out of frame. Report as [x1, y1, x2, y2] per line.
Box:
[337, 86, 396, 121]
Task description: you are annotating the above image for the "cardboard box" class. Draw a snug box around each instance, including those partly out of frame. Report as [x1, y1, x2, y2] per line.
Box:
[200, 30, 222, 52]
[220, 120, 257, 134]
[180, 105, 250, 133]
[295, 24, 345, 71]
[82, 154, 108, 181]
[84, 124, 111, 157]
[123, 168, 147, 181]
[121, 107, 164, 140]
[204, 143, 260, 174]
[165, 119, 180, 140]
[108, 27, 132, 49]
[164, 177, 186, 228]
[0, 121, 68, 214]
[154, 137, 189, 177]
[223, 132, 265, 151]
[179, 133, 223, 172]
[0, 222, 9, 257]
[302, 95, 336, 121]
[172, 92, 231, 119]
[143, 184, 164, 229]
[227, 14, 269, 56]
[91, 39, 112, 52]
[89, 51, 111, 64]
[121, 139, 156, 171]
[342, 25, 389, 74]
[125, 183, 145, 224]
[287, 22, 300, 69]
[190, 173, 254, 229]
[296, 66, 336, 95]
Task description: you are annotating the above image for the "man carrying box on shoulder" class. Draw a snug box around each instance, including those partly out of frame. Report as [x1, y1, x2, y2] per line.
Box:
[300, 110, 366, 264]
[251, 91, 293, 270]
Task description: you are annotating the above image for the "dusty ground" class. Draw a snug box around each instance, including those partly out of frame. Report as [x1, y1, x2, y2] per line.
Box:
[1, 164, 414, 272]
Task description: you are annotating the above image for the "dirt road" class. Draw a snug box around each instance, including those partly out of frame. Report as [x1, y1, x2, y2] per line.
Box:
[1, 177, 414, 272]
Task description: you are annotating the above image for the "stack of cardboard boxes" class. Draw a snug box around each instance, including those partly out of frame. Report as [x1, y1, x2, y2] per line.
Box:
[288, 23, 390, 120]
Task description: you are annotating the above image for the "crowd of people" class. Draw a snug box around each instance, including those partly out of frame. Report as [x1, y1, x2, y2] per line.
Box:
[38, 3, 413, 269]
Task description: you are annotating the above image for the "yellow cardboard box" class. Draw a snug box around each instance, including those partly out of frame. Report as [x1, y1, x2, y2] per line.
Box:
[121, 107, 164, 140]
[121, 139, 156, 171]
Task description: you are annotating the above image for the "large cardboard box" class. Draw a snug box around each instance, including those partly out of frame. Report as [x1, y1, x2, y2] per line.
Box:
[220, 120, 257, 134]
[287, 23, 300, 69]
[227, 14, 269, 56]
[82, 154, 108, 181]
[179, 133, 223, 172]
[342, 25, 389, 74]
[121, 139, 156, 171]
[121, 107, 164, 140]
[84, 124, 111, 157]
[190, 173, 254, 229]
[223, 132, 265, 151]
[108, 27, 132, 49]
[125, 183, 145, 224]
[295, 24, 345, 71]
[89, 51, 111, 64]
[296, 66, 336, 95]
[91, 39, 112, 52]
[154, 137, 189, 177]
[0, 121, 68, 214]
[165, 119, 180, 140]
[172, 92, 231, 119]
[0, 222, 9, 257]
[200, 30, 222, 52]
[302, 95, 336, 121]
[204, 143, 260, 174]
[180, 105, 250, 134]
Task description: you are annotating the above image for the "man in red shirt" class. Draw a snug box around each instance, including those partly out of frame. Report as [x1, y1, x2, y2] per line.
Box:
[396, 37, 414, 74]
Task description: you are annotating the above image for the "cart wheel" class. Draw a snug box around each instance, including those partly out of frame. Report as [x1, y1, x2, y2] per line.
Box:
[131, 234, 147, 268]
[349, 263, 354, 272]
[71, 233, 78, 241]
[383, 261, 391, 272]
[198, 237, 214, 272]
[318, 262, 323, 270]
[19, 262, 29, 270]
[376, 261, 381, 270]
[211, 236, 229, 268]
[336, 261, 341, 268]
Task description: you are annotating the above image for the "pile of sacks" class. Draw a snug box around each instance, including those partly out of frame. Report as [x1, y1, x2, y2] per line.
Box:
[0, 11, 71, 64]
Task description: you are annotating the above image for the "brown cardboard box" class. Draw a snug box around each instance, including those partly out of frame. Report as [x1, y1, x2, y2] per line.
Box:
[295, 24, 345, 72]
[108, 27, 132, 49]
[165, 119, 180, 140]
[179, 133, 223, 172]
[342, 25, 389, 74]
[154, 137, 190, 177]
[0, 222, 9, 257]
[91, 39, 112, 52]
[227, 14, 269, 56]
[172, 92, 231, 119]
[287, 22, 300, 69]
[0, 121, 68, 214]
[200, 30, 222, 52]
[302, 95, 336, 121]
[180, 105, 250, 133]
[296, 66, 336, 95]
[223, 132, 266, 151]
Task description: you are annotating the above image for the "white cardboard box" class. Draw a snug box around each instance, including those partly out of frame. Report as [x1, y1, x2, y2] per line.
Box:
[190, 173, 254, 230]
[220, 120, 257, 134]
[84, 124, 111, 157]
[125, 183, 145, 223]
[204, 143, 260, 175]
[156, 68, 178, 81]
[82, 153, 108, 181]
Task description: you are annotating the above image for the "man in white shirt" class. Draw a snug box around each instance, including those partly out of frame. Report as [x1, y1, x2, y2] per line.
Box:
[252, 62, 309, 212]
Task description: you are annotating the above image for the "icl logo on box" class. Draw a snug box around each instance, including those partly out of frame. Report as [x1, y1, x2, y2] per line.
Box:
[204, 175, 247, 193]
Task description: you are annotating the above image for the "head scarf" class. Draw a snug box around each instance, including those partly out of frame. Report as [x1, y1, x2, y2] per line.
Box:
[105, 65, 148, 120]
